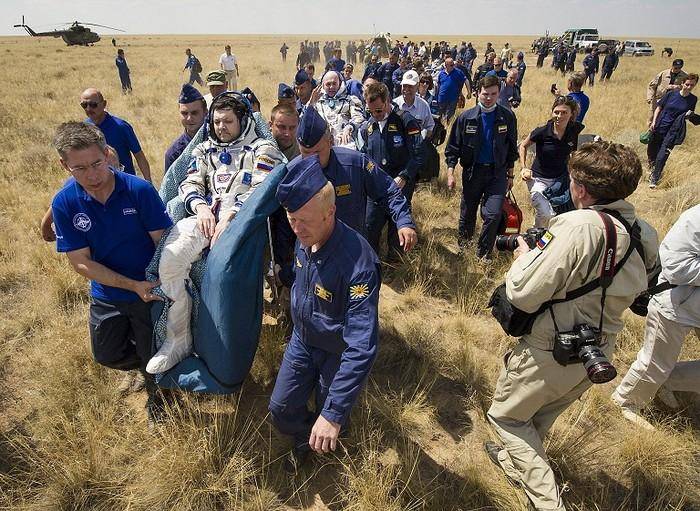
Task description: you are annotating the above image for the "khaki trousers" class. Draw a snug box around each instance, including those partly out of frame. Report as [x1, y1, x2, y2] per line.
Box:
[612, 304, 700, 407]
[487, 339, 614, 510]
[224, 70, 238, 91]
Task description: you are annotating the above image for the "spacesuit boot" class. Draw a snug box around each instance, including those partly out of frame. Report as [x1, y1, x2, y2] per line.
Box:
[147, 217, 209, 374]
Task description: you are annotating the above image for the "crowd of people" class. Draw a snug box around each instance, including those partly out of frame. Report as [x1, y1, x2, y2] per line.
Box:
[44, 36, 700, 511]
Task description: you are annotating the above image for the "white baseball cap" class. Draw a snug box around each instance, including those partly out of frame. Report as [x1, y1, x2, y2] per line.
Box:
[401, 70, 420, 86]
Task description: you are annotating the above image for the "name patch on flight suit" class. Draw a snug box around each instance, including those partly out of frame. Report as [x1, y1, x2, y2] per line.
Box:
[498, 125, 508, 134]
[388, 124, 399, 132]
[465, 125, 477, 134]
[315, 284, 333, 302]
[216, 173, 232, 183]
[335, 184, 352, 196]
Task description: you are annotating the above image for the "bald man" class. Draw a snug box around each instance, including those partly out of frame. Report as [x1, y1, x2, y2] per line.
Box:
[80, 88, 151, 181]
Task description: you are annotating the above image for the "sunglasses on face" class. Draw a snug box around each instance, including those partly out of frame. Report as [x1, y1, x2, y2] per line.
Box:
[80, 101, 100, 109]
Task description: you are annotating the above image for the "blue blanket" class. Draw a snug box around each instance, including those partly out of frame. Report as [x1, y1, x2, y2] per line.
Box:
[148, 113, 280, 393]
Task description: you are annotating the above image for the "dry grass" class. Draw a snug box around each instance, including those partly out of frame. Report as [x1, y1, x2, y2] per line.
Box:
[1, 32, 699, 510]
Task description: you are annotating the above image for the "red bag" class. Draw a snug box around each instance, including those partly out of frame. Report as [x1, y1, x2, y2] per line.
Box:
[499, 191, 523, 235]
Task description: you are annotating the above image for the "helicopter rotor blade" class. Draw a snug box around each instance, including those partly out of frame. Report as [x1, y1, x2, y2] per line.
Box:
[75, 22, 125, 32]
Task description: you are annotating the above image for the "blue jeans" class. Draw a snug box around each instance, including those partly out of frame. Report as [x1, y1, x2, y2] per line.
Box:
[459, 164, 506, 257]
[269, 336, 342, 449]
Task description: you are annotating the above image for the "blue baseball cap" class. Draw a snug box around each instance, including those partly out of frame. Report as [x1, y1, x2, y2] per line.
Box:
[297, 107, 327, 148]
[178, 83, 203, 104]
[276, 154, 328, 212]
[278, 83, 295, 99]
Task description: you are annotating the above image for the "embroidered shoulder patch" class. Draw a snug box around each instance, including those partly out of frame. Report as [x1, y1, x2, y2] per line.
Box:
[349, 283, 369, 300]
[536, 231, 554, 250]
[315, 284, 333, 302]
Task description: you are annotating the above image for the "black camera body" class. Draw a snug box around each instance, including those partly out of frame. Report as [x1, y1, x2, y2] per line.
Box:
[552, 324, 617, 384]
[495, 228, 548, 252]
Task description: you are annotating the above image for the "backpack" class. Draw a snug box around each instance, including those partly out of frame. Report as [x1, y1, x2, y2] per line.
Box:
[192, 56, 202, 74]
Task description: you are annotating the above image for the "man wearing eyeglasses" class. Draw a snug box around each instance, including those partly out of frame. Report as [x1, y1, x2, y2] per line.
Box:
[80, 88, 152, 182]
[50, 121, 172, 425]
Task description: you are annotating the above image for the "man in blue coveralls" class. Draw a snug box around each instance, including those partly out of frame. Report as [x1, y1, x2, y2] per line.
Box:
[269, 154, 380, 468]
[271, 107, 417, 289]
[359, 82, 424, 262]
[164, 84, 207, 173]
[445, 74, 518, 259]
[50, 121, 172, 424]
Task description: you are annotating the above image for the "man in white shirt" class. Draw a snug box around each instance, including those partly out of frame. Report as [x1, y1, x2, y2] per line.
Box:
[393, 70, 434, 140]
[219, 45, 239, 91]
[612, 204, 700, 430]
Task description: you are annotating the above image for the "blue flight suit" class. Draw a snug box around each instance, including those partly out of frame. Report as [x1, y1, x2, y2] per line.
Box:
[269, 219, 380, 449]
[274, 148, 416, 287]
[362, 62, 381, 82]
[445, 103, 518, 257]
[164, 131, 192, 174]
[391, 67, 407, 97]
[377, 61, 400, 95]
[359, 108, 424, 259]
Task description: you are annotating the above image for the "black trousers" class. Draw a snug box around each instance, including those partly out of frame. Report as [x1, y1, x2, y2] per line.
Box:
[646, 130, 673, 184]
[459, 164, 506, 257]
[89, 297, 154, 372]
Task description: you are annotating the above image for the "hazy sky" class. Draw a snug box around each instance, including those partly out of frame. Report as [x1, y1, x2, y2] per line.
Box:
[2, 0, 698, 38]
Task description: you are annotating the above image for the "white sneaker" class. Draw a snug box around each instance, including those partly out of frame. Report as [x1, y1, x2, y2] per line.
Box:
[656, 386, 680, 409]
[620, 405, 656, 431]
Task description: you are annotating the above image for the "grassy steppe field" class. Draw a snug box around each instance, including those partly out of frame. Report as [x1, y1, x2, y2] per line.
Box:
[0, 33, 699, 510]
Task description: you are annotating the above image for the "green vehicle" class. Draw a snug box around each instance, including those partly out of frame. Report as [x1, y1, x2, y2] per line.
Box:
[13, 16, 123, 46]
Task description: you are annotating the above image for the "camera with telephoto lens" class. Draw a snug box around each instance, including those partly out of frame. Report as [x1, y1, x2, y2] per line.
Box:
[495, 228, 548, 252]
[552, 324, 617, 384]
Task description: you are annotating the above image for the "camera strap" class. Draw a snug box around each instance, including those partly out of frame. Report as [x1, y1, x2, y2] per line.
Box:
[547, 211, 620, 336]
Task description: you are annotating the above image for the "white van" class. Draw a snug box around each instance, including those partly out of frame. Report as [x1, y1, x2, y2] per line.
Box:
[623, 40, 654, 56]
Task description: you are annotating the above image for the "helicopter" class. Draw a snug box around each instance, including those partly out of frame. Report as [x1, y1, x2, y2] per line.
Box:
[13, 16, 124, 46]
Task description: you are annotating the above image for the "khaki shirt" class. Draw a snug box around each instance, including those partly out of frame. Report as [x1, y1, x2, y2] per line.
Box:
[506, 200, 658, 350]
[647, 68, 689, 102]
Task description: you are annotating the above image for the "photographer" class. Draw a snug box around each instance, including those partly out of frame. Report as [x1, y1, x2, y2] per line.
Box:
[519, 96, 583, 228]
[485, 142, 658, 511]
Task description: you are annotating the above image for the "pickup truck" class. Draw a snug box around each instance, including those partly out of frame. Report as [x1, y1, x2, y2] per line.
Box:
[623, 40, 655, 56]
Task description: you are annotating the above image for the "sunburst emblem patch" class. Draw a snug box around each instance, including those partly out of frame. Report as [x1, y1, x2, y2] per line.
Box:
[349, 283, 369, 300]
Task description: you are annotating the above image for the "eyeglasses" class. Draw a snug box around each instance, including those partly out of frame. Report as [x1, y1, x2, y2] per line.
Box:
[68, 158, 106, 173]
[419, 80, 431, 85]
[80, 101, 100, 109]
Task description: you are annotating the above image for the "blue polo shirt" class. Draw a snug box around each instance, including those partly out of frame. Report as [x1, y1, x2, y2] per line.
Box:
[567, 91, 590, 123]
[51, 170, 172, 302]
[437, 67, 466, 104]
[86, 112, 141, 175]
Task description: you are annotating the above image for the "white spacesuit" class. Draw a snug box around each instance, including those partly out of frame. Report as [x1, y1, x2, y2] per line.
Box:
[312, 73, 365, 149]
[147, 94, 284, 374]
